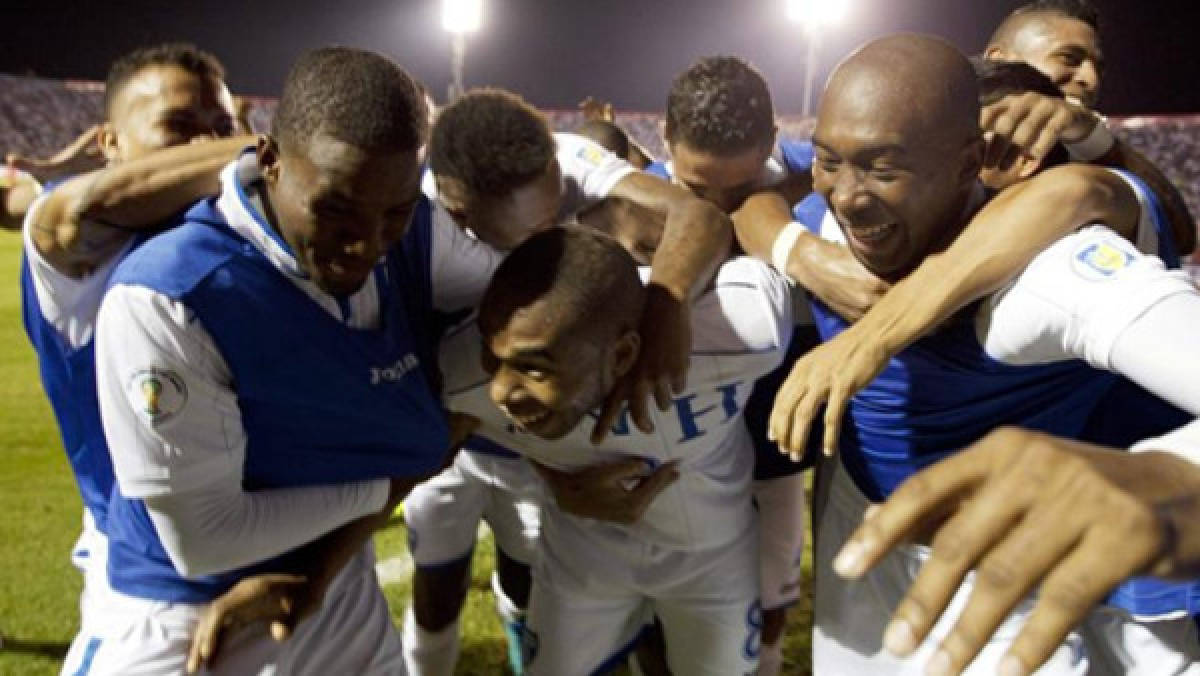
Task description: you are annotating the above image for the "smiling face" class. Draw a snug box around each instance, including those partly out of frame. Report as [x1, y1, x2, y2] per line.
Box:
[262, 133, 422, 296]
[101, 64, 236, 163]
[482, 299, 638, 440]
[668, 140, 772, 213]
[812, 36, 983, 282]
[435, 161, 563, 251]
[990, 13, 1104, 108]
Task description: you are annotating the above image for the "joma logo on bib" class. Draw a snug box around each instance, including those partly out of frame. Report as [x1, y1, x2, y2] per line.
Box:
[371, 353, 419, 385]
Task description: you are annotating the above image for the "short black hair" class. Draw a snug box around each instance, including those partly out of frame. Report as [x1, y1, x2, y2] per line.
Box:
[990, 0, 1100, 48]
[479, 225, 644, 341]
[574, 119, 631, 160]
[272, 46, 427, 154]
[665, 55, 775, 155]
[429, 88, 556, 198]
[972, 57, 1070, 167]
[104, 43, 226, 117]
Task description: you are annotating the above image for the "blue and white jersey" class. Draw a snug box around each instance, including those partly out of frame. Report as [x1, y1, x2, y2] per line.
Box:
[20, 185, 138, 531]
[796, 171, 1200, 617]
[96, 152, 449, 602]
[439, 257, 793, 550]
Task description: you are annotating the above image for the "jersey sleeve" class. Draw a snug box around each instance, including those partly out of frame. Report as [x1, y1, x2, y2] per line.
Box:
[554, 132, 636, 203]
[96, 283, 390, 575]
[980, 224, 1198, 370]
[429, 203, 505, 312]
[22, 192, 134, 349]
[690, 257, 794, 361]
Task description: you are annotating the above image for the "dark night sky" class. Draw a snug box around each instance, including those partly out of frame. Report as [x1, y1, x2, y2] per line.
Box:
[2, 0, 1198, 116]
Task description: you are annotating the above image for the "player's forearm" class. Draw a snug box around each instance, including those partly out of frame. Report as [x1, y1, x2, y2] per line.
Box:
[731, 190, 832, 290]
[610, 172, 732, 299]
[648, 195, 731, 299]
[1101, 140, 1196, 255]
[82, 135, 254, 227]
[144, 478, 390, 577]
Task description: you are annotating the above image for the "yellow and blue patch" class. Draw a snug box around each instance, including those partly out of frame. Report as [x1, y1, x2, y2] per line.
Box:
[1072, 239, 1133, 281]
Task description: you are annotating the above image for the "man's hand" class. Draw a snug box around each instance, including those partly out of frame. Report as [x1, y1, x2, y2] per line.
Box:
[592, 284, 689, 442]
[832, 427, 1200, 676]
[7, 124, 104, 182]
[531, 458, 680, 525]
[981, 91, 1097, 167]
[767, 321, 889, 459]
[791, 237, 889, 322]
[186, 573, 314, 673]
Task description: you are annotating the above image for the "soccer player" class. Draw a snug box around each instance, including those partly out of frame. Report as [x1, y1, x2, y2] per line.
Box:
[766, 34, 1200, 674]
[643, 55, 841, 675]
[982, 0, 1196, 255]
[17, 42, 248, 675]
[401, 87, 733, 675]
[441, 224, 792, 675]
[87, 47, 451, 674]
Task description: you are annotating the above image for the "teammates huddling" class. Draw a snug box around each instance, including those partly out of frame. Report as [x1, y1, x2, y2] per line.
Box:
[15, 0, 1200, 674]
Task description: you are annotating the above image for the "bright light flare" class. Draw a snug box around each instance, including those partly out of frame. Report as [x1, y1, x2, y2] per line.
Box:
[785, 0, 850, 27]
[442, 0, 483, 34]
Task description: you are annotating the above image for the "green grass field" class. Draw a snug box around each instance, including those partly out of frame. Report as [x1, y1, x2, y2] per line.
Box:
[0, 230, 813, 675]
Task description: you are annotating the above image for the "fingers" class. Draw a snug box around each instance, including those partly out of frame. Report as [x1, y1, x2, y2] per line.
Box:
[186, 611, 223, 673]
[881, 477, 1045, 660]
[916, 511, 1079, 674]
[1003, 528, 1161, 676]
[628, 375, 655, 434]
[626, 461, 681, 519]
[593, 457, 658, 483]
[833, 451, 990, 580]
[768, 363, 807, 448]
[591, 385, 627, 443]
[822, 386, 848, 458]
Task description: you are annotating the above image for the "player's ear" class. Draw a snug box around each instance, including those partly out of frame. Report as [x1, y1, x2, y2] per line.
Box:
[97, 123, 120, 163]
[611, 329, 641, 380]
[258, 136, 281, 186]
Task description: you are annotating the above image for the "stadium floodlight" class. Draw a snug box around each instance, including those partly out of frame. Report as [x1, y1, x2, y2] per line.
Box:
[442, 0, 483, 34]
[442, 0, 483, 101]
[785, 0, 849, 27]
[785, 0, 851, 118]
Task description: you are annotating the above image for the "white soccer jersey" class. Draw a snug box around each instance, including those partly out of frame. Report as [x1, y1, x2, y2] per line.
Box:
[422, 132, 636, 311]
[439, 256, 793, 551]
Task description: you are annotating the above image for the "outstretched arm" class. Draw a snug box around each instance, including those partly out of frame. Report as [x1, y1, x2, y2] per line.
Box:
[27, 135, 253, 277]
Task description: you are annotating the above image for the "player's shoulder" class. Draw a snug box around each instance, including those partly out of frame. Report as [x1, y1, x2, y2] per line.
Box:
[554, 132, 619, 170]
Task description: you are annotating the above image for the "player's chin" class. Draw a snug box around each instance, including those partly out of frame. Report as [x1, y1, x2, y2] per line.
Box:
[313, 268, 372, 297]
[531, 413, 577, 440]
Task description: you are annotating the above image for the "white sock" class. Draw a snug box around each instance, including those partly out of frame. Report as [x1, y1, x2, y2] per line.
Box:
[758, 638, 784, 676]
[402, 606, 460, 676]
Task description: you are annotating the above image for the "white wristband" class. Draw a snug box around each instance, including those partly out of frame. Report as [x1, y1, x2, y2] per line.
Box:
[770, 221, 806, 279]
[1065, 114, 1116, 162]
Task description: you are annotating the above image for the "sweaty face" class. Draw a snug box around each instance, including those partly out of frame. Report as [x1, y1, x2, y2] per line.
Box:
[483, 303, 615, 440]
[105, 64, 236, 163]
[668, 141, 772, 213]
[812, 87, 977, 282]
[1004, 16, 1103, 108]
[264, 134, 422, 296]
[435, 163, 563, 251]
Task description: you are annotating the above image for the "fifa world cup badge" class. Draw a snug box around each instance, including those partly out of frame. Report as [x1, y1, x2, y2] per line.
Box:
[128, 368, 188, 423]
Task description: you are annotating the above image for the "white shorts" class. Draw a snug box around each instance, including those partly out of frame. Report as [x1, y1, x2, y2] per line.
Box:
[526, 511, 761, 676]
[754, 474, 807, 611]
[403, 450, 542, 567]
[812, 459, 1090, 675]
[61, 509, 114, 676]
[63, 544, 405, 676]
[1080, 606, 1200, 675]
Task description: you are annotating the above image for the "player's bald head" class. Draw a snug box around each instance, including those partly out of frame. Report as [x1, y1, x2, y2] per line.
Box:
[479, 226, 644, 344]
[822, 34, 980, 152]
